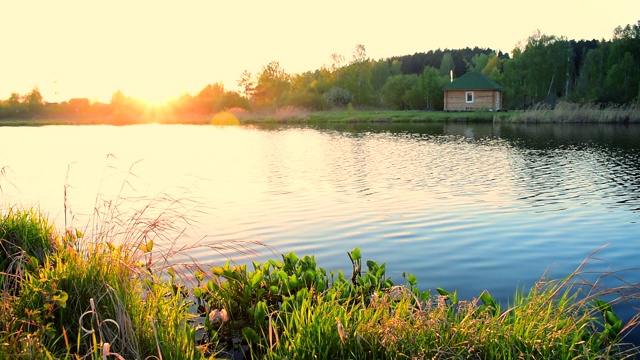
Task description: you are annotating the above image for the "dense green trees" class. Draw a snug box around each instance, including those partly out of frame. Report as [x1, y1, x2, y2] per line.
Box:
[243, 23, 638, 111]
[0, 87, 43, 118]
[501, 24, 640, 108]
[253, 61, 291, 108]
[380, 67, 446, 110]
[381, 75, 418, 110]
[2, 21, 638, 120]
[501, 32, 574, 107]
[570, 24, 640, 105]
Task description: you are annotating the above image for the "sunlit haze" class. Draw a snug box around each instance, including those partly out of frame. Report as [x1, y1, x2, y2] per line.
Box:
[2, 0, 638, 104]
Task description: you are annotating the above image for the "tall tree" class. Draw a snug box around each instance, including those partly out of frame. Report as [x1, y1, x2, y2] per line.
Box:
[110, 90, 127, 107]
[380, 74, 419, 110]
[469, 52, 491, 72]
[502, 47, 526, 108]
[439, 52, 455, 78]
[418, 66, 446, 110]
[573, 46, 608, 102]
[371, 59, 392, 106]
[253, 61, 291, 108]
[605, 52, 639, 103]
[371, 59, 391, 92]
[333, 46, 375, 106]
[312, 67, 335, 94]
[345, 44, 375, 106]
[7, 92, 21, 106]
[195, 83, 226, 113]
[330, 53, 345, 72]
[25, 87, 43, 106]
[290, 71, 316, 94]
[352, 44, 367, 64]
[237, 70, 255, 99]
[502, 31, 573, 106]
[390, 59, 402, 76]
[481, 53, 503, 82]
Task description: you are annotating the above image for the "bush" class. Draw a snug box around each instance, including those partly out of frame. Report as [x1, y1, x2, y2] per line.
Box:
[325, 87, 353, 107]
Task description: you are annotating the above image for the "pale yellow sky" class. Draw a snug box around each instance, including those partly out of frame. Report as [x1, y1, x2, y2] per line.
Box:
[1, 0, 638, 103]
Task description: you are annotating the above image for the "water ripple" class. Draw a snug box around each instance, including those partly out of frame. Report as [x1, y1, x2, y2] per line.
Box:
[1, 123, 639, 311]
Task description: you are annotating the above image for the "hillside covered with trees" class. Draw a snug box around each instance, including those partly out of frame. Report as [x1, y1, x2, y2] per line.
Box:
[1, 22, 638, 120]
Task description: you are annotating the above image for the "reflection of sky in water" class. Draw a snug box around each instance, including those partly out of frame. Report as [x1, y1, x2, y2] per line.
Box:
[1, 124, 639, 308]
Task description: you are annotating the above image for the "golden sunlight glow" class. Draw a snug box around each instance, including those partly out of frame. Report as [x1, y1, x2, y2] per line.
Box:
[1, 1, 638, 103]
[211, 112, 240, 126]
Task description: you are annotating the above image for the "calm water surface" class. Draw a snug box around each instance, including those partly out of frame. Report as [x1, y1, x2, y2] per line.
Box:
[1, 122, 639, 323]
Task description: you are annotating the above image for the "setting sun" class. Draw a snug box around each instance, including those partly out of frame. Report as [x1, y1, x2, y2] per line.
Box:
[1, 0, 639, 104]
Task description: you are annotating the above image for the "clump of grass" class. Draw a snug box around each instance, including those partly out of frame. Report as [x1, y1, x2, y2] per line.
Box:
[0, 161, 238, 359]
[274, 106, 310, 122]
[502, 101, 640, 123]
[0, 207, 55, 267]
[0, 207, 57, 298]
[203, 247, 639, 359]
[0, 204, 208, 359]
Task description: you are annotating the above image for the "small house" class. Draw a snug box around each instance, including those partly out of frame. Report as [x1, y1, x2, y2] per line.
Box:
[443, 72, 503, 111]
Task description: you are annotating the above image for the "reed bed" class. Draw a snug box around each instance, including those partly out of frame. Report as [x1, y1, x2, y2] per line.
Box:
[500, 102, 640, 123]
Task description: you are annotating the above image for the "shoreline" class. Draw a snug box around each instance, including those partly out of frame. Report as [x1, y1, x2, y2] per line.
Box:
[2, 105, 640, 126]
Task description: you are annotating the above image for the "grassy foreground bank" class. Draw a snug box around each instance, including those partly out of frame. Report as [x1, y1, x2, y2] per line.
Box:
[1, 206, 640, 359]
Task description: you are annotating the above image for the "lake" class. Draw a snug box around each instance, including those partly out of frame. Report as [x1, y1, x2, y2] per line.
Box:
[1, 122, 639, 329]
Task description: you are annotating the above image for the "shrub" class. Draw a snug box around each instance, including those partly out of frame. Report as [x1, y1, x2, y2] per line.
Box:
[325, 87, 354, 107]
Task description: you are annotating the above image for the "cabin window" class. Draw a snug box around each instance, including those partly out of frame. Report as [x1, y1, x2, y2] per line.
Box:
[465, 91, 474, 103]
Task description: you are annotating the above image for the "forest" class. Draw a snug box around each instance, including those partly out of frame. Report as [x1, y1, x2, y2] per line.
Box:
[1, 22, 638, 119]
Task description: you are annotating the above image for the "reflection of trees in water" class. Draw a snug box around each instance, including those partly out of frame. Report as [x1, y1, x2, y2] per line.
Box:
[497, 123, 640, 150]
[603, 154, 640, 212]
[313, 122, 640, 151]
[498, 124, 640, 214]
[311, 122, 640, 214]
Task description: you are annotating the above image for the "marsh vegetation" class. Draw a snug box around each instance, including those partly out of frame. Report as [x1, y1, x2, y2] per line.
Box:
[1, 201, 639, 359]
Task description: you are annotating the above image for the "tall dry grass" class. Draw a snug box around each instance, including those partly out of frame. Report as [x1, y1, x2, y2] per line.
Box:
[0, 161, 271, 359]
[273, 106, 309, 122]
[501, 101, 640, 123]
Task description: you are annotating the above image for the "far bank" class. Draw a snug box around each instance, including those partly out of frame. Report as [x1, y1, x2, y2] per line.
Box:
[1, 103, 639, 126]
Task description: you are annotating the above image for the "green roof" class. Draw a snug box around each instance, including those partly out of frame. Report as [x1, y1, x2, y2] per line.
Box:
[443, 72, 503, 91]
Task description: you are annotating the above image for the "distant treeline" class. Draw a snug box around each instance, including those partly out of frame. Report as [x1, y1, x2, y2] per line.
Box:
[1, 22, 638, 120]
